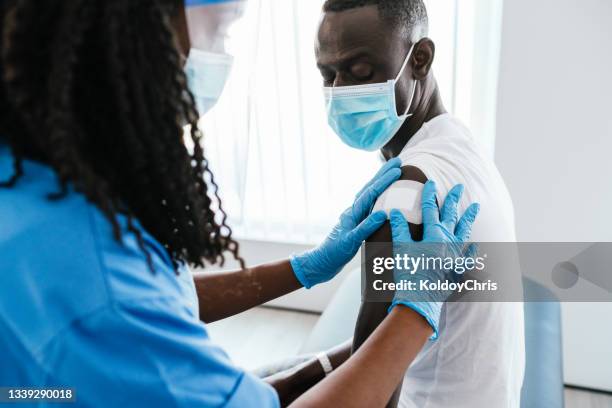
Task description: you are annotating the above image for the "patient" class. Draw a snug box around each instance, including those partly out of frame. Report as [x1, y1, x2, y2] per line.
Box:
[316, 1, 525, 407]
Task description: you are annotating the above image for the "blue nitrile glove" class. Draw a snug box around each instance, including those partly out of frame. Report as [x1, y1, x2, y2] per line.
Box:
[290, 158, 403, 289]
[389, 181, 480, 340]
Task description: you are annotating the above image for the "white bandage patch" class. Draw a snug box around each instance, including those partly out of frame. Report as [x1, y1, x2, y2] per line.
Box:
[372, 180, 425, 224]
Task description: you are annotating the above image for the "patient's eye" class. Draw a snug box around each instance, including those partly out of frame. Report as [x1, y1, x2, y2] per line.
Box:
[350, 62, 374, 82]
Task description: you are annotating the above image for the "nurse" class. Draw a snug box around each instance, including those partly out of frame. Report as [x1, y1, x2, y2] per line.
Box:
[0, 0, 478, 406]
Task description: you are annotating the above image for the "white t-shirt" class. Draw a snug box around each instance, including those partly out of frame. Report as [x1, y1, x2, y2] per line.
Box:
[373, 114, 525, 408]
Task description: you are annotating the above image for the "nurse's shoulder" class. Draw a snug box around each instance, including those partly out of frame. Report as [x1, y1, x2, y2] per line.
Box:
[0, 149, 189, 351]
[0, 149, 279, 407]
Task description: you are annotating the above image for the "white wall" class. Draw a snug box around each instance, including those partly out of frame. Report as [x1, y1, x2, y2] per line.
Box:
[495, 0, 612, 392]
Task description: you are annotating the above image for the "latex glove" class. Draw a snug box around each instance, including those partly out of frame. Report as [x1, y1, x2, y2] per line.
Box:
[290, 158, 403, 289]
[389, 181, 480, 339]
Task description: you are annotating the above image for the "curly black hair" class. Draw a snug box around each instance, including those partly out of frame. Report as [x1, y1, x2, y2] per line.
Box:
[0, 0, 244, 271]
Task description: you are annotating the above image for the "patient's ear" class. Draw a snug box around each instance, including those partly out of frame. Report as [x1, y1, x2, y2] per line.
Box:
[411, 38, 435, 80]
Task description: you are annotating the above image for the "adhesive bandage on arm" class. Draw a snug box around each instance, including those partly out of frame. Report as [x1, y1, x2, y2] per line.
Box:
[372, 180, 426, 224]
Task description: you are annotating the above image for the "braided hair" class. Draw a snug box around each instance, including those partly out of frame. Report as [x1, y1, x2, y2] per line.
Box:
[0, 0, 244, 271]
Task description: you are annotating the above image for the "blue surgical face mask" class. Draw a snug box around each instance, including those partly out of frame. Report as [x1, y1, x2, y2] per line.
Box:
[324, 45, 417, 152]
[185, 48, 234, 115]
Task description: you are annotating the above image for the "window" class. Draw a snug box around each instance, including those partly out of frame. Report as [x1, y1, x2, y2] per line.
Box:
[200, 0, 504, 244]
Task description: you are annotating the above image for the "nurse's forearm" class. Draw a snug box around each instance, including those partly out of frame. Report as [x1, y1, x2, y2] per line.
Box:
[353, 300, 402, 407]
[195, 260, 302, 323]
[290, 307, 431, 408]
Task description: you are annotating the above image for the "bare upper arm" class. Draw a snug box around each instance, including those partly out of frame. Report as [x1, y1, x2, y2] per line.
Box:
[366, 165, 427, 244]
[351, 165, 430, 407]
[354, 164, 429, 343]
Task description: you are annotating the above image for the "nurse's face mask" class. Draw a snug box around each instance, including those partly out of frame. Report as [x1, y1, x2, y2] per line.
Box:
[184, 0, 246, 115]
[324, 44, 417, 152]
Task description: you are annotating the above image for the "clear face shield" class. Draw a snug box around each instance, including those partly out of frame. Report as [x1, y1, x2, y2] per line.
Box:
[185, 0, 247, 115]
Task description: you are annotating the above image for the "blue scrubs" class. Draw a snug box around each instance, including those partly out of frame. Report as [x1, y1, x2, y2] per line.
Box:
[0, 143, 279, 407]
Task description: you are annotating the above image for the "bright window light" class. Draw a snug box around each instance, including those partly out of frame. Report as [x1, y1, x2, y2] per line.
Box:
[200, 0, 503, 244]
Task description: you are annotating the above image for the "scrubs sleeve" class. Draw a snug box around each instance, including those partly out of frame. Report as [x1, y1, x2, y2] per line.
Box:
[40, 296, 280, 408]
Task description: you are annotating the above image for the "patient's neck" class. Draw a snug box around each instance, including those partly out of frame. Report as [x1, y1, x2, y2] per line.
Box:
[381, 77, 446, 160]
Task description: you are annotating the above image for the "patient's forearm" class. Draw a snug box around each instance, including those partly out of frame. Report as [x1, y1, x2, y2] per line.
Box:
[195, 260, 302, 323]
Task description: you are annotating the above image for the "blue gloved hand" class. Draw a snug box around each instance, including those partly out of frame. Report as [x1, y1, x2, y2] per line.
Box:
[290, 158, 403, 289]
[389, 181, 480, 340]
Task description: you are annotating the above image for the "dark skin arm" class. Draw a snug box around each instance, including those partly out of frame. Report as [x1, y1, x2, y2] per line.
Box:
[262, 309, 433, 407]
[291, 307, 431, 407]
[265, 341, 352, 407]
[207, 169, 426, 405]
[195, 260, 302, 323]
[199, 270, 432, 408]
[352, 165, 428, 408]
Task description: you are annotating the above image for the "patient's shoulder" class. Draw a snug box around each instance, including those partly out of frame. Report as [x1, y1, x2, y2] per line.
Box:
[367, 164, 428, 243]
[400, 165, 428, 183]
